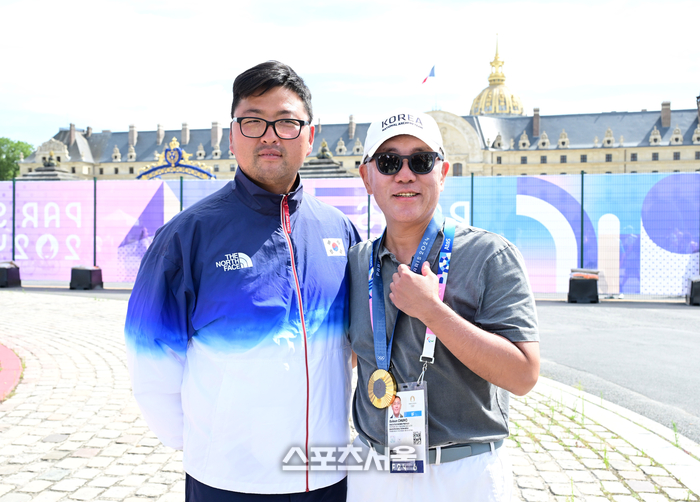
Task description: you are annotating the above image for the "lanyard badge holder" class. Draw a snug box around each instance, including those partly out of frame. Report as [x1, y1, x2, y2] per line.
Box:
[368, 215, 455, 474]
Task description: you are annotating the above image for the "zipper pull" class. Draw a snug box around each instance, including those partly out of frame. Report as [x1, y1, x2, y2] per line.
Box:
[282, 195, 291, 234]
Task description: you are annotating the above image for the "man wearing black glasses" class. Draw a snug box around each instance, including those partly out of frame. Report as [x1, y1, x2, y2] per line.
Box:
[346, 110, 539, 501]
[126, 61, 359, 502]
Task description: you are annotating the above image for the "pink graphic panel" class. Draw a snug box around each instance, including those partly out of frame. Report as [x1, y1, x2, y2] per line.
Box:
[97, 180, 163, 283]
[0, 182, 12, 262]
[12, 181, 95, 280]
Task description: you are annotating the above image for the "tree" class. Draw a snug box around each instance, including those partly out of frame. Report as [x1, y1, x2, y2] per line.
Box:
[0, 138, 33, 181]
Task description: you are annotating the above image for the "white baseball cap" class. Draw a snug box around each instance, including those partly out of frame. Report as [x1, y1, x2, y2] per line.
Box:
[362, 110, 445, 164]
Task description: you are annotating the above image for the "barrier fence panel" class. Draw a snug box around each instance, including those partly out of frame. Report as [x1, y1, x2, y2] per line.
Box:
[2, 173, 699, 298]
[0, 181, 12, 262]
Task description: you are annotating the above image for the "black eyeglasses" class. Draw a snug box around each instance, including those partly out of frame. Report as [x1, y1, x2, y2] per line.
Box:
[232, 117, 310, 140]
[369, 151, 444, 175]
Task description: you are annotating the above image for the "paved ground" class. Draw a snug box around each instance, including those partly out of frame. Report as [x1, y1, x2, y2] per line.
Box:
[1, 289, 699, 501]
[536, 301, 700, 444]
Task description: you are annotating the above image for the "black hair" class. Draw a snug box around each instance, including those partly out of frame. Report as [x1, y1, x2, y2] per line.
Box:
[231, 61, 313, 122]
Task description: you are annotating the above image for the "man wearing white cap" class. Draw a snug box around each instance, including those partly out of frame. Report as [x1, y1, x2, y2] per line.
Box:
[346, 110, 540, 501]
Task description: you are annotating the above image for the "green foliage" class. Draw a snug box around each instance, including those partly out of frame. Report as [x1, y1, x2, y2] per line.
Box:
[0, 137, 33, 180]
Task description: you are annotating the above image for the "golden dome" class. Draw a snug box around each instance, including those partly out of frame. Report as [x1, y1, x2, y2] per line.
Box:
[470, 42, 524, 116]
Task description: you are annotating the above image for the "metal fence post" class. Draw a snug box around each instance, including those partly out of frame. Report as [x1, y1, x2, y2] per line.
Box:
[180, 176, 183, 212]
[93, 177, 97, 267]
[580, 170, 585, 269]
[11, 177, 16, 261]
[470, 172, 474, 226]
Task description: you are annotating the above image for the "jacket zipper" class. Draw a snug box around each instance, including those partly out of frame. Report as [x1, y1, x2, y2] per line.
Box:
[281, 195, 311, 492]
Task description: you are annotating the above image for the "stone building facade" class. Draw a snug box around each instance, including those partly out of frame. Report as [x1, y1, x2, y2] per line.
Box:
[19, 48, 700, 180]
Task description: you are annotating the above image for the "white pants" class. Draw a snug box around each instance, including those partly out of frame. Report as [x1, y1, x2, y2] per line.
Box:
[347, 435, 512, 502]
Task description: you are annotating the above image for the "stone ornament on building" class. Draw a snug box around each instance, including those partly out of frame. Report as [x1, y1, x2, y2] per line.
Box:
[335, 137, 346, 155]
[692, 125, 700, 145]
[112, 145, 121, 162]
[603, 128, 614, 147]
[127, 145, 137, 161]
[36, 138, 70, 164]
[353, 138, 363, 155]
[493, 133, 503, 149]
[538, 131, 550, 149]
[670, 125, 683, 145]
[212, 149, 221, 160]
[619, 135, 624, 147]
[197, 143, 206, 160]
[558, 130, 569, 149]
[519, 130, 530, 149]
[649, 126, 662, 145]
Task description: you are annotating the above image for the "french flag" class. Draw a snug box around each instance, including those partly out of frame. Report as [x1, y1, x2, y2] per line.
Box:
[422, 66, 435, 84]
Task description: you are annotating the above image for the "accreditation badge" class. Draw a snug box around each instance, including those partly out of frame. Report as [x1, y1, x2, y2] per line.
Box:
[386, 381, 428, 473]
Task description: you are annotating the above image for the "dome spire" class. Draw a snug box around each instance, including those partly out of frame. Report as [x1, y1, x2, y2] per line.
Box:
[488, 36, 505, 86]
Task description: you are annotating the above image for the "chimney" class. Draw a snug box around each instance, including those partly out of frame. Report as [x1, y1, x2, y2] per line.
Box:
[532, 108, 540, 137]
[661, 101, 671, 128]
[69, 123, 76, 146]
[211, 121, 222, 150]
[348, 115, 356, 140]
[128, 124, 138, 147]
[156, 124, 164, 145]
[85, 126, 92, 138]
[317, 118, 322, 134]
[181, 123, 190, 145]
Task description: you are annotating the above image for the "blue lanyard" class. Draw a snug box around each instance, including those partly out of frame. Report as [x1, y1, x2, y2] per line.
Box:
[369, 215, 444, 372]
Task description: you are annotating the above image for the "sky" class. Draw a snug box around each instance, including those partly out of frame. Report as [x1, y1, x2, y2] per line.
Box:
[1, 0, 699, 148]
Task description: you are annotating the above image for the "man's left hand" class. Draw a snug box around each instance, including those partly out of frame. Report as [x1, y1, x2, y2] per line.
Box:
[389, 262, 441, 322]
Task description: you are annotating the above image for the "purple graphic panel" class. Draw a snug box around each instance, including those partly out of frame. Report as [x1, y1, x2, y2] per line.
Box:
[0, 182, 12, 262]
[12, 181, 95, 280]
[97, 180, 163, 283]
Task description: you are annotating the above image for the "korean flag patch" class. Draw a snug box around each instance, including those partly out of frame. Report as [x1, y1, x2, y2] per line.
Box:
[323, 238, 346, 257]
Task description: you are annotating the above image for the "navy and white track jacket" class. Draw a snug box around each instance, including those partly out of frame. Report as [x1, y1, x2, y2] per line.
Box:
[125, 168, 360, 493]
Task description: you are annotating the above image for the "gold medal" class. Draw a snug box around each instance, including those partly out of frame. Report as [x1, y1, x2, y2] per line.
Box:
[368, 369, 397, 409]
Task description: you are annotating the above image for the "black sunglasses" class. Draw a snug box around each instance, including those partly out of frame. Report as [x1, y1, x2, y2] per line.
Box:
[370, 151, 444, 175]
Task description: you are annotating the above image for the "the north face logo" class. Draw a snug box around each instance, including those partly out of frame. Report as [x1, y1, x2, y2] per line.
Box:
[216, 252, 253, 271]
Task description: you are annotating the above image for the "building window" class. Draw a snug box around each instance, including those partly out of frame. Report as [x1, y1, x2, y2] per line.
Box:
[580, 154, 587, 163]
[520, 156, 527, 164]
[605, 154, 612, 163]
[540, 172, 547, 175]
[453, 163, 463, 176]
[114, 167, 119, 175]
[355, 161, 361, 167]
[230, 164, 235, 171]
[28, 167, 33, 173]
[520, 173, 527, 176]
[652, 170, 658, 173]
[673, 169, 680, 172]
[99, 168, 104, 175]
[540, 156, 547, 164]
[652, 152, 659, 161]
[214, 164, 219, 172]
[605, 171, 612, 174]
[673, 152, 680, 160]
[496, 173, 502, 176]
[630, 153, 637, 161]
[630, 171, 637, 173]
[71, 166, 76, 173]
[129, 167, 134, 174]
[560, 155, 567, 163]
[496, 156, 502, 164]
[696, 151, 700, 160]
[57, 156, 61, 162]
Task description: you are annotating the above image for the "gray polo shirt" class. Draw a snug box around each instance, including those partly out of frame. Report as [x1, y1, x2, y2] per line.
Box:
[348, 221, 539, 447]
